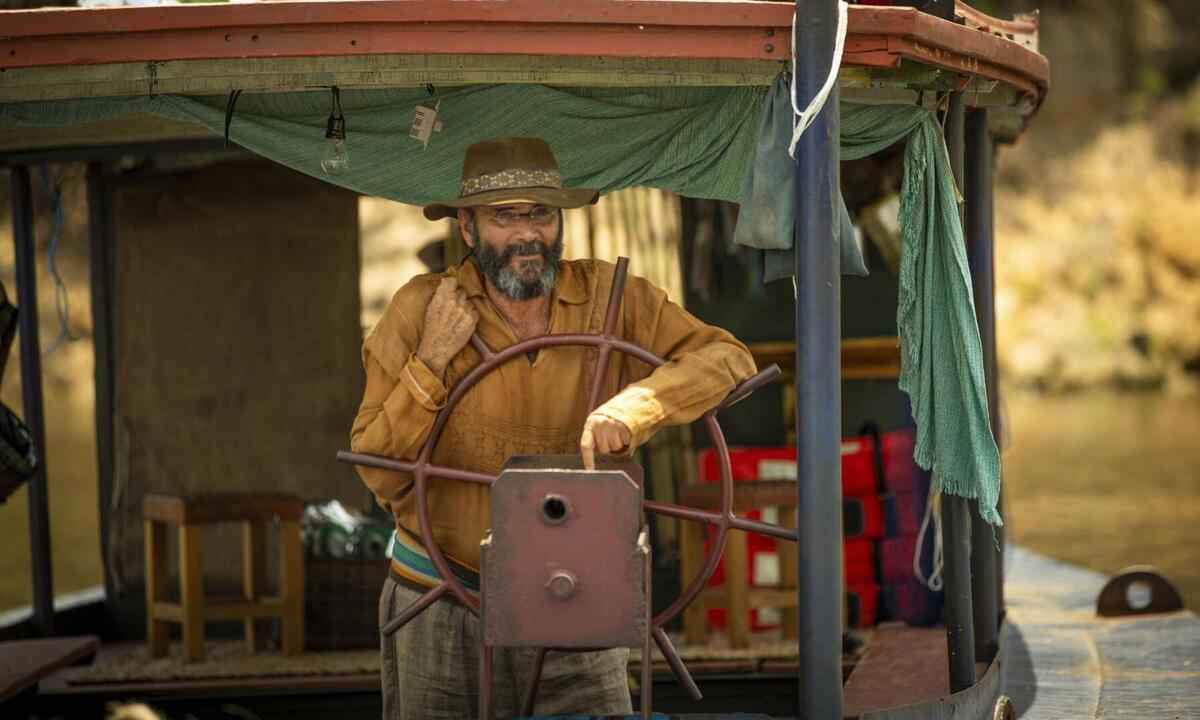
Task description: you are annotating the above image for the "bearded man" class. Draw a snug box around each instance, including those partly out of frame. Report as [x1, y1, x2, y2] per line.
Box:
[350, 137, 756, 719]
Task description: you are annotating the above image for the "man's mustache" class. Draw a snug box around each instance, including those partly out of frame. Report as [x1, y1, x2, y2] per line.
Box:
[501, 241, 551, 262]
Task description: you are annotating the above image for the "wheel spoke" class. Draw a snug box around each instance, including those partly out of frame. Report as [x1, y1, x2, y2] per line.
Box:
[587, 345, 613, 413]
[718, 364, 782, 410]
[651, 627, 702, 701]
[588, 258, 630, 412]
[644, 500, 723, 527]
[730, 514, 799, 542]
[602, 257, 629, 338]
[469, 333, 495, 360]
[381, 582, 448, 636]
[521, 648, 549, 716]
[425, 464, 496, 486]
[335, 450, 415, 475]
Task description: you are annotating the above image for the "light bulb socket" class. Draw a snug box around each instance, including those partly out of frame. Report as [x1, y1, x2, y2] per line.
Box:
[325, 114, 346, 141]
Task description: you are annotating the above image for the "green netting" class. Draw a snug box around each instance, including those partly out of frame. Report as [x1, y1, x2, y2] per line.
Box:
[1, 85, 766, 203]
[0, 78, 999, 523]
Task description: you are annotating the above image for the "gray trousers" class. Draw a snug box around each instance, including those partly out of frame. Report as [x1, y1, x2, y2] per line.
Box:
[379, 576, 633, 719]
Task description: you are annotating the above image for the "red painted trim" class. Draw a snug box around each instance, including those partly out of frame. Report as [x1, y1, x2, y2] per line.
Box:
[1, 0, 791, 37]
[854, 7, 1048, 91]
[2, 23, 785, 67]
[0, 1, 1048, 101]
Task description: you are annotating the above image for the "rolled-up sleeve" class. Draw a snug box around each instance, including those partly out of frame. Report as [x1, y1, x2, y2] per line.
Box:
[350, 304, 445, 505]
[593, 278, 757, 451]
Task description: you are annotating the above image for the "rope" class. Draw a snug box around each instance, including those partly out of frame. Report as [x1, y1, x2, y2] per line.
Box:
[913, 479, 944, 592]
[788, 0, 850, 159]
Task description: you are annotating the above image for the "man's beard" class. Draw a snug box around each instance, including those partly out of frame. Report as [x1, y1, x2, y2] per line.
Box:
[473, 224, 563, 301]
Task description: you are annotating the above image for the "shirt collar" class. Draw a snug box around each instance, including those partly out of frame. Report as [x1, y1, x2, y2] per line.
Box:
[454, 257, 589, 305]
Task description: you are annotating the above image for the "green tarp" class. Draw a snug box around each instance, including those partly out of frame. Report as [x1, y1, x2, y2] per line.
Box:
[0, 79, 999, 523]
[1, 85, 766, 204]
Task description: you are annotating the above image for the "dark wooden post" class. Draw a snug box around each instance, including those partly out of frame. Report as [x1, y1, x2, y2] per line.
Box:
[942, 91, 977, 692]
[11, 164, 55, 636]
[965, 108, 1002, 659]
[794, 0, 844, 716]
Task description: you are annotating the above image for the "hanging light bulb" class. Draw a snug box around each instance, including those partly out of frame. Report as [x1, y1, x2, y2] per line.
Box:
[321, 86, 351, 176]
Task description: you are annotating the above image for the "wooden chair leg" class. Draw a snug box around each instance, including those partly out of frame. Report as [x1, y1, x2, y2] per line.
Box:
[178, 523, 206, 662]
[144, 519, 170, 658]
[279, 520, 305, 655]
[725, 529, 750, 649]
[780, 506, 799, 640]
[243, 520, 269, 652]
[679, 520, 707, 646]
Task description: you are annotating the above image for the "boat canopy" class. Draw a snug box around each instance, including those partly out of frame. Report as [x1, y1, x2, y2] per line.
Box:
[0, 0, 1049, 526]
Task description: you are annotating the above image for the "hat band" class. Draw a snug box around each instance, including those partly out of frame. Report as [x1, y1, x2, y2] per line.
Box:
[459, 168, 562, 197]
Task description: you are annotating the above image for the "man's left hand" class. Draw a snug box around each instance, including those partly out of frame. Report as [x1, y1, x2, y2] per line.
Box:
[580, 413, 632, 470]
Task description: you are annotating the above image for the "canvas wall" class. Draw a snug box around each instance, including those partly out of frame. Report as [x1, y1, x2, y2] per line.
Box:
[106, 158, 363, 634]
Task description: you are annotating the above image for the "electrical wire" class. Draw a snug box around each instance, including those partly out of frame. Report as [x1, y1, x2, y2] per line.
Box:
[40, 166, 77, 356]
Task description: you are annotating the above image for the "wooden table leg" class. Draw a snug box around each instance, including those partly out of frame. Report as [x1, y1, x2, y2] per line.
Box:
[179, 523, 206, 662]
[679, 520, 707, 646]
[780, 506, 799, 640]
[144, 519, 170, 658]
[243, 520, 269, 652]
[280, 520, 304, 655]
[725, 529, 750, 649]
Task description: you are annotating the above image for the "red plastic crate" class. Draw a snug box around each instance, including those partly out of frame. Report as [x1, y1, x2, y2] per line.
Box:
[881, 578, 943, 627]
[882, 492, 923, 537]
[844, 495, 885, 539]
[697, 443, 878, 498]
[879, 535, 919, 585]
[846, 582, 880, 628]
[881, 432, 917, 493]
[694, 436, 910, 632]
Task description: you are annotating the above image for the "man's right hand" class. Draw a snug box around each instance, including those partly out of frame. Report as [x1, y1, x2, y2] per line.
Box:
[416, 277, 479, 378]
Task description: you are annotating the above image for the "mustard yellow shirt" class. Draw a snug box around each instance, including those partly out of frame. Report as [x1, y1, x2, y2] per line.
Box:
[350, 258, 756, 568]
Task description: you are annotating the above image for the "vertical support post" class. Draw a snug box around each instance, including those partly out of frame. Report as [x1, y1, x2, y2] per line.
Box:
[794, 1, 843, 717]
[965, 108, 1001, 661]
[86, 162, 118, 615]
[479, 557, 493, 720]
[640, 531, 653, 720]
[279, 519, 305, 655]
[144, 519, 169, 658]
[179, 523, 206, 663]
[942, 92, 977, 692]
[724, 529, 751, 649]
[10, 165, 55, 636]
[242, 520, 269, 652]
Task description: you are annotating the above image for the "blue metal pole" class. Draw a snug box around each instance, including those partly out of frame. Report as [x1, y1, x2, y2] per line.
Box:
[942, 92, 977, 692]
[965, 108, 1001, 661]
[794, 0, 843, 716]
[11, 165, 55, 636]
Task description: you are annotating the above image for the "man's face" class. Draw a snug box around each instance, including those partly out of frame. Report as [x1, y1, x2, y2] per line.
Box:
[461, 203, 563, 301]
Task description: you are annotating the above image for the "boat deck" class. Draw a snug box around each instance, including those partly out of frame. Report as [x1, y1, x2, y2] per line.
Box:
[1003, 547, 1199, 719]
[17, 545, 1198, 718]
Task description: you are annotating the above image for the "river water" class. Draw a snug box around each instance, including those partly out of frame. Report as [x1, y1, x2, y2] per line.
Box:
[1002, 390, 1200, 611]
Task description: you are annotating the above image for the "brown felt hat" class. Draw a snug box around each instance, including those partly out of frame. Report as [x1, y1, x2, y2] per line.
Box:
[423, 137, 600, 221]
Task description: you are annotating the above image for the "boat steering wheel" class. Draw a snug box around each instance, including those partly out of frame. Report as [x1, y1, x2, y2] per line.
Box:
[338, 257, 796, 701]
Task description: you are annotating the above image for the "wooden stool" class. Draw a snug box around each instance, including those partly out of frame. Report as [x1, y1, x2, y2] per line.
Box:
[143, 493, 305, 662]
[678, 481, 798, 649]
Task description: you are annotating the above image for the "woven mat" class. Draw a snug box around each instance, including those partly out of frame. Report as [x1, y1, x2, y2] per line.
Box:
[62, 641, 379, 685]
[64, 635, 804, 685]
[630, 639, 798, 664]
